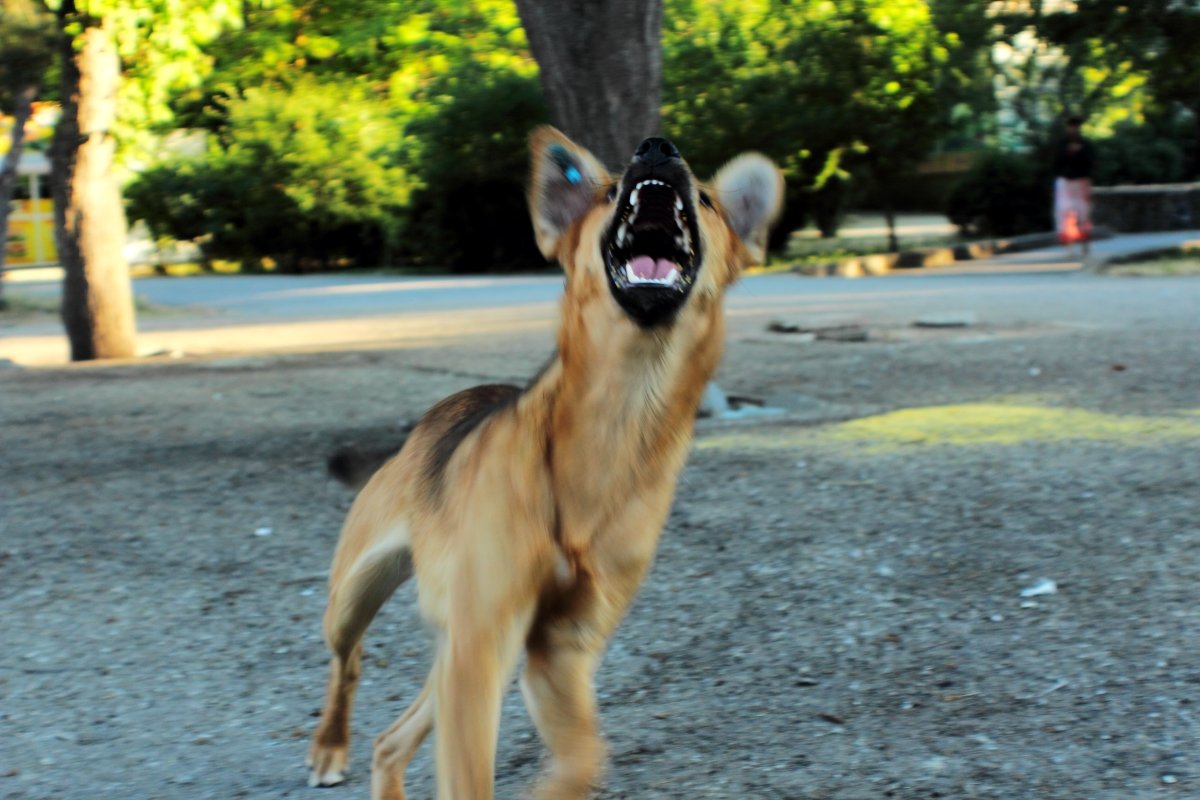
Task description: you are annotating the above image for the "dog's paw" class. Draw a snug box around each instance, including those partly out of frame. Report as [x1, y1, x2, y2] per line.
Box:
[308, 744, 349, 788]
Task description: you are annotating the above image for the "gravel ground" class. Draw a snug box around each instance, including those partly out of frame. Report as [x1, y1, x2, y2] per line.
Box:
[2, 313, 1198, 799]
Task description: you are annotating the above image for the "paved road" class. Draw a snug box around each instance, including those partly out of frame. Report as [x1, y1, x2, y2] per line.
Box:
[3, 232, 1198, 365]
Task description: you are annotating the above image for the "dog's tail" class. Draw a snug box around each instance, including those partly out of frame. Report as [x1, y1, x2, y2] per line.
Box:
[327, 446, 385, 491]
[326, 434, 411, 491]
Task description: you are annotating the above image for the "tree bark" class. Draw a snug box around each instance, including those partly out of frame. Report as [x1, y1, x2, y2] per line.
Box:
[515, 0, 663, 170]
[0, 84, 36, 310]
[883, 194, 899, 253]
[51, 4, 136, 361]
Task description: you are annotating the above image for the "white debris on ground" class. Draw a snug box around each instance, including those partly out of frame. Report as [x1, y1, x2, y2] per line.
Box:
[1019, 578, 1058, 598]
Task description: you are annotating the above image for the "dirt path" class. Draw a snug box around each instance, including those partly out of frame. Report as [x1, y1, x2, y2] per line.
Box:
[2, 312, 1198, 798]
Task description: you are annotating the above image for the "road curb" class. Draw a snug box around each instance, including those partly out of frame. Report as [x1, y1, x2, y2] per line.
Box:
[794, 229, 1115, 278]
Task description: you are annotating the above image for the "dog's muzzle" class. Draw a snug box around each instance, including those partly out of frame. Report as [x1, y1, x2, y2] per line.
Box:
[602, 137, 703, 327]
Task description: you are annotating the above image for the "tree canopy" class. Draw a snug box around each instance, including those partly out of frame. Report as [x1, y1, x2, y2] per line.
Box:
[3, 0, 1198, 286]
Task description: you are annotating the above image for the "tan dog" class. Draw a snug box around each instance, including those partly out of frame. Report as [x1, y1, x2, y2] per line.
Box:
[307, 127, 782, 799]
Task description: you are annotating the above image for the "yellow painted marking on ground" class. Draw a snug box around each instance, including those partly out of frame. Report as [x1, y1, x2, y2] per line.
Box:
[700, 403, 1200, 452]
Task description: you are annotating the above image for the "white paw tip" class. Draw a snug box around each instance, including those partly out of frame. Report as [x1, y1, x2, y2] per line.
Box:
[309, 769, 346, 788]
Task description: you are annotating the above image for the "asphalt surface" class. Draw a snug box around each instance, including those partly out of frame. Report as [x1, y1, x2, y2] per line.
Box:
[1, 240, 1198, 799]
[2, 231, 1199, 367]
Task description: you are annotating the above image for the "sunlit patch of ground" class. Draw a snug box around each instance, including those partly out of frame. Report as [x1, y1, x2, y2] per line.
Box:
[700, 402, 1200, 452]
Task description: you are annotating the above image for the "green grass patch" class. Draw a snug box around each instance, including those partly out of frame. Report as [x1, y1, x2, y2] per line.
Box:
[699, 402, 1200, 454]
[0, 290, 174, 318]
[0, 292, 57, 316]
[783, 231, 975, 266]
[1106, 245, 1200, 277]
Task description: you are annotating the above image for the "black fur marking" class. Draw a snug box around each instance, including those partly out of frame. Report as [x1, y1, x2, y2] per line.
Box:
[422, 384, 522, 495]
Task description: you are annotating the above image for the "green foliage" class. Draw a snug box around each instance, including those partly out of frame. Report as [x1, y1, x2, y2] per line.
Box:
[138, 0, 545, 271]
[1093, 122, 1187, 186]
[46, 0, 243, 168]
[662, 0, 990, 245]
[0, 1, 55, 109]
[402, 64, 547, 269]
[991, 2, 1149, 145]
[992, 0, 1200, 158]
[128, 78, 410, 270]
[945, 151, 1051, 238]
[22, 0, 1200, 273]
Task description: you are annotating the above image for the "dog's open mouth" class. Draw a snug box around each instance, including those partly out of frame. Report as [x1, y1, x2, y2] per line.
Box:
[603, 176, 701, 325]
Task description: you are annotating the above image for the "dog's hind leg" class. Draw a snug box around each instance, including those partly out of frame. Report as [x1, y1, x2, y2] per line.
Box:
[371, 673, 434, 800]
[309, 523, 414, 787]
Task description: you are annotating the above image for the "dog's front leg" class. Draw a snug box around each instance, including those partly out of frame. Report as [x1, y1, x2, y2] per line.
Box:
[521, 644, 605, 800]
[434, 610, 531, 800]
[520, 555, 653, 800]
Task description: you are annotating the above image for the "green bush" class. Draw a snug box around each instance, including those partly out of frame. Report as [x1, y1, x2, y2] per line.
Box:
[129, 68, 549, 273]
[400, 67, 548, 270]
[946, 151, 1052, 237]
[1093, 122, 1187, 186]
[128, 78, 410, 271]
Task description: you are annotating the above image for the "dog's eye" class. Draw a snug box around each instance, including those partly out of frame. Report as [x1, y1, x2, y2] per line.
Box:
[605, 184, 617, 202]
[699, 190, 713, 209]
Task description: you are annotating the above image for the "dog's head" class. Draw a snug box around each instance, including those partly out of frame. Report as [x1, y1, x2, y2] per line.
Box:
[529, 127, 783, 328]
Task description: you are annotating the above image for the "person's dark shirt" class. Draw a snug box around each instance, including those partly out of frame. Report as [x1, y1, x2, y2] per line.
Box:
[1054, 137, 1094, 180]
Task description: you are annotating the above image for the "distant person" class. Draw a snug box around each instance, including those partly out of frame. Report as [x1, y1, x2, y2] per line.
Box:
[1053, 115, 1095, 257]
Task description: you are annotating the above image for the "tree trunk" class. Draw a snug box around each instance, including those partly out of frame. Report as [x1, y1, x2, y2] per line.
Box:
[515, 0, 663, 170]
[51, 5, 136, 361]
[0, 84, 37, 310]
[883, 195, 899, 253]
[1191, 103, 1200, 180]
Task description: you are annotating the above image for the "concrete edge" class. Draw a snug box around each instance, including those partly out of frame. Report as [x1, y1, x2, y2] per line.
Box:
[1085, 238, 1200, 274]
[794, 228, 1115, 278]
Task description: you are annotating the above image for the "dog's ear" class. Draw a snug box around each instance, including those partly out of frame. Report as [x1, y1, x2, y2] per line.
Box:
[712, 153, 785, 264]
[528, 126, 609, 261]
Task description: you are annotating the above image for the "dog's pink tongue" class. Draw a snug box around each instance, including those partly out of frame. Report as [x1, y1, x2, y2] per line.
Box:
[629, 255, 677, 280]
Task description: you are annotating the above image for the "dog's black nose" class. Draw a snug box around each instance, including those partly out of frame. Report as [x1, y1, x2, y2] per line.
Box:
[633, 137, 681, 167]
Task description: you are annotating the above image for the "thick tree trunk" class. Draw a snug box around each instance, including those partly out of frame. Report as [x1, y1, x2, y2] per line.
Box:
[51, 7, 136, 361]
[515, 0, 663, 170]
[0, 84, 37, 310]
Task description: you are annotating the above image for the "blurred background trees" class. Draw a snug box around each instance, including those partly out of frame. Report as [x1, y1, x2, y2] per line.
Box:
[4, 0, 1199, 301]
[0, 0, 55, 310]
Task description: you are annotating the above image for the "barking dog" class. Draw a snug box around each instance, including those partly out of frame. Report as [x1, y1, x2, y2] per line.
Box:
[307, 127, 782, 799]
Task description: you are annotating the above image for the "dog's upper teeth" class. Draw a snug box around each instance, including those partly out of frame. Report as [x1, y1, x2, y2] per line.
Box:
[674, 196, 683, 211]
[630, 188, 639, 206]
[618, 223, 629, 246]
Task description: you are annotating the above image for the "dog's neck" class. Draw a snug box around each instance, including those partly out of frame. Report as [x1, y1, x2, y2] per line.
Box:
[523, 291, 725, 541]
